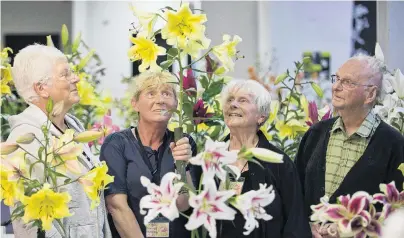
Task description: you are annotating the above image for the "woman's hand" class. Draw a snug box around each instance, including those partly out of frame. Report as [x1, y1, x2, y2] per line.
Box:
[170, 137, 192, 162]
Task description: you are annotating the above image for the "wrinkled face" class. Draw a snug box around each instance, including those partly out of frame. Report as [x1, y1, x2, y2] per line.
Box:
[44, 60, 80, 108]
[132, 84, 177, 124]
[332, 59, 377, 111]
[223, 88, 264, 129]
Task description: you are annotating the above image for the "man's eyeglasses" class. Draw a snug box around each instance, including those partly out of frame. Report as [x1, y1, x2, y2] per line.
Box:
[331, 74, 374, 89]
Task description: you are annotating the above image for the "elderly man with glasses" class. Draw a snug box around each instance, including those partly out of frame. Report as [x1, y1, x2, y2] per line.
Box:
[295, 54, 404, 237]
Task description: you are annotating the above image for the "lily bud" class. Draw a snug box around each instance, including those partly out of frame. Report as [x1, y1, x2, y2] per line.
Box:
[74, 130, 104, 143]
[0, 142, 19, 155]
[275, 73, 288, 85]
[311, 82, 324, 98]
[16, 133, 36, 144]
[247, 147, 284, 163]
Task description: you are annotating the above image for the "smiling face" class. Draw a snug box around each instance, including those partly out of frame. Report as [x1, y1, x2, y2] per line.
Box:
[132, 84, 178, 124]
[223, 87, 265, 130]
[39, 60, 80, 109]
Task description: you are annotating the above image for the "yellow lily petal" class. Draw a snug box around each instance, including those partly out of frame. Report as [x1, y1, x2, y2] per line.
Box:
[247, 147, 284, 163]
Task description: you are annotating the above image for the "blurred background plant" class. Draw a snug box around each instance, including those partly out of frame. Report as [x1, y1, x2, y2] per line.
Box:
[249, 57, 331, 159]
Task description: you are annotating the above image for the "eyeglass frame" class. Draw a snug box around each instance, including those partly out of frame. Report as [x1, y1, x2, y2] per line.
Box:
[330, 74, 376, 89]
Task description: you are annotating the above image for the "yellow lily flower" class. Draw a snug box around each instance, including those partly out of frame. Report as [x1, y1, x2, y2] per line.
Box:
[22, 183, 72, 231]
[212, 34, 242, 73]
[77, 80, 100, 106]
[1, 65, 13, 95]
[79, 161, 114, 209]
[0, 169, 24, 207]
[130, 5, 157, 38]
[94, 91, 113, 117]
[275, 119, 308, 140]
[128, 36, 166, 72]
[161, 3, 210, 58]
[49, 129, 83, 174]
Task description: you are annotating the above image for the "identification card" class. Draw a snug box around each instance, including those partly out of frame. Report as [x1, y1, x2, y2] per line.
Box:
[219, 177, 245, 195]
[146, 217, 170, 238]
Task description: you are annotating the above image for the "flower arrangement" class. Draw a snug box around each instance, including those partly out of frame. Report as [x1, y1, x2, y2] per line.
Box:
[0, 99, 114, 235]
[310, 164, 404, 238]
[127, 3, 286, 237]
[139, 138, 284, 237]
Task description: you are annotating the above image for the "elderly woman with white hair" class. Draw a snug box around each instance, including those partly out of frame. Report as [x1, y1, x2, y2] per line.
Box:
[6, 44, 111, 237]
[100, 71, 198, 238]
[215, 79, 312, 238]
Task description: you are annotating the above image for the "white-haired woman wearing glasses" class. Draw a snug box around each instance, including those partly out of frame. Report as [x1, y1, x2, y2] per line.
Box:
[5, 44, 111, 238]
[211, 79, 312, 238]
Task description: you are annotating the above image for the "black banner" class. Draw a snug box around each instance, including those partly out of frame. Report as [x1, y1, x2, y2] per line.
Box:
[351, 1, 377, 56]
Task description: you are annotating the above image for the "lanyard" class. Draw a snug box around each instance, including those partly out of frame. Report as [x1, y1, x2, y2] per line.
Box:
[135, 127, 169, 185]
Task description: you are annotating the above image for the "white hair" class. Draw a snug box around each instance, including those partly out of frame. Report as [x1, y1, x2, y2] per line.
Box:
[349, 53, 387, 100]
[11, 44, 67, 103]
[221, 79, 271, 125]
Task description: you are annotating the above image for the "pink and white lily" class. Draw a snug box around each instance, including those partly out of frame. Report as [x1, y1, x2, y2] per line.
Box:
[185, 181, 237, 238]
[323, 192, 373, 237]
[310, 195, 331, 226]
[232, 183, 275, 235]
[139, 172, 184, 224]
[189, 138, 240, 185]
[373, 181, 404, 218]
[90, 112, 120, 146]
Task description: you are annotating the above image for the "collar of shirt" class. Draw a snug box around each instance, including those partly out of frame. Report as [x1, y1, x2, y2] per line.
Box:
[330, 111, 380, 138]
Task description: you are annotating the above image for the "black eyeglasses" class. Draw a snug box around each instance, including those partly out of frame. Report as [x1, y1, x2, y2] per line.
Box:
[331, 74, 375, 89]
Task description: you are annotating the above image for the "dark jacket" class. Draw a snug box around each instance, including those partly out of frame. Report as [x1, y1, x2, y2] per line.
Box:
[295, 117, 404, 216]
[211, 131, 312, 238]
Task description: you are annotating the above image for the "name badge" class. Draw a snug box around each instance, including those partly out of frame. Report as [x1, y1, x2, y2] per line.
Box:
[219, 177, 245, 195]
[146, 217, 170, 238]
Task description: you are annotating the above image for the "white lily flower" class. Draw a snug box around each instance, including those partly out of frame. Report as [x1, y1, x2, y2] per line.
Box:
[375, 42, 385, 62]
[189, 138, 240, 184]
[139, 172, 184, 224]
[185, 181, 237, 238]
[391, 69, 404, 99]
[232, 183, 275, 235]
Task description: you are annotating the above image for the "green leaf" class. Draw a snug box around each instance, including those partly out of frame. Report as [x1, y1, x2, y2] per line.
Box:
[46, 35, 55, 47]
[310, 82, 324, 98]
[160, 60, 173, 70]
[29, 161, 41, 177]
[183, 102, 194, 118]
[46, 98, 54, 114]
[275, 73, 288, 85]
[64, 178, 72, 184]
[61, 24, 69, 47]
[49, 169, 69, 179]
[72, 32, 81, 53]
[164, 6, 175, 11]
[167, 48, 179, 60]
[199, 75, 209, 89]
[77, 49, 95, 71]
[202, 79, 224, 101]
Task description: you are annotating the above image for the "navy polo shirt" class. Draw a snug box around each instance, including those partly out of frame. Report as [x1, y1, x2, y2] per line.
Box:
[100, 127, 197, 238]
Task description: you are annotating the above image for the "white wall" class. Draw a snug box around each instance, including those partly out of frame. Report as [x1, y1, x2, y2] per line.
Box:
[202, 1, 258, 79]
[1, 1, 72, 44]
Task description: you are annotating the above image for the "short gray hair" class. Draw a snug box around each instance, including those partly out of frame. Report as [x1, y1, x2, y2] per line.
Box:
[12, 44, 67, 103]
[349, 53, 387, 100]
[221, 79, 271, 124]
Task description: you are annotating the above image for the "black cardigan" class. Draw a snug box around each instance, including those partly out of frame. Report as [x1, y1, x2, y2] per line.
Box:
[209, 131, 312, 238]
[295, 117, 404, 216]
